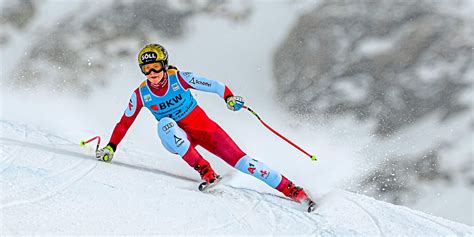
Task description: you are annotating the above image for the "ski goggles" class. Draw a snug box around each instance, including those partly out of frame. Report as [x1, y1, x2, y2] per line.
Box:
[141, 62, 165, 75]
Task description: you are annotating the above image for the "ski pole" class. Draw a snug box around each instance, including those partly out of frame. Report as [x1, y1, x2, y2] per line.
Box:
[242, 106, 317, 161]
[80, 135, 101, 151]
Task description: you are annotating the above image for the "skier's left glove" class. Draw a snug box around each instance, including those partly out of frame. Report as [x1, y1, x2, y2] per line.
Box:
[96, 143, 116, 162]
[226, 95, 244, 111]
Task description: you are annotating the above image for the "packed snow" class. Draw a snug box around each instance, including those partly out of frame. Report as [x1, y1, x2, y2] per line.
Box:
[1, 121, 473, 235]
[1, 0, 473, 235]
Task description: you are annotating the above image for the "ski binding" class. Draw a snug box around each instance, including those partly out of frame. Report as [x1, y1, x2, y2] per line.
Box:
[198, 175, 222, 192]
[307, 200, 317, 213]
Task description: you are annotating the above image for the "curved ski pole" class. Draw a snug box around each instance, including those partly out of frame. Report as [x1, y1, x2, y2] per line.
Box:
[242, 106, 317, 161]
[80, 135, 102, 152]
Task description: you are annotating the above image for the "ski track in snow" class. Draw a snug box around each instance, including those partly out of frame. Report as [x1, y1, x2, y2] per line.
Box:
[226, 186, 324, 235]
[201, 186, 321, 235]
[398, 203, 464, 236]
[0, 141, 22, 174]
[0, 123, 28, 174]
[259, 192, 278, 235]
[0, 162, 97, 210]
[342, 191, 466, 236]
[189, 188, 264, 233]
[0, 125, 98, 210]
[343, 195, 385, 236]
[1, 120, 473, 235]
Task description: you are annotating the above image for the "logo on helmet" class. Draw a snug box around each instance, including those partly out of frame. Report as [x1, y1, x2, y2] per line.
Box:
[141, 52, 157, 64]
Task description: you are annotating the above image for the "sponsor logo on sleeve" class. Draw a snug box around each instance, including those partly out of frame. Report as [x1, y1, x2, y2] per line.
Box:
[189, 77, 211, 87]
[181, 72, 192, 77]
[124, 93, 137, 117]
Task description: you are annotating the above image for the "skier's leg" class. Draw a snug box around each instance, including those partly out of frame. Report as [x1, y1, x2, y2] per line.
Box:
[196, 118, 311, 202]
[234, 155, 310, 202]
[157, 117, 218, 182]
[193, 118, 246, 167]
[233, 155, 282, 188]
[157, 117, 193, 156]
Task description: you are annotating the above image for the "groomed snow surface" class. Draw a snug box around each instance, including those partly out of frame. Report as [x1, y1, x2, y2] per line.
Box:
[1, 121, 472, 235]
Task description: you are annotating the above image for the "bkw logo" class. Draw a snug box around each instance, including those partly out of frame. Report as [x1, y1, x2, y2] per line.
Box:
[159, 94, 183, 110]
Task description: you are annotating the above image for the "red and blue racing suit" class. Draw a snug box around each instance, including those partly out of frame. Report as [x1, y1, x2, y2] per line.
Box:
[108, 69, 293, 193]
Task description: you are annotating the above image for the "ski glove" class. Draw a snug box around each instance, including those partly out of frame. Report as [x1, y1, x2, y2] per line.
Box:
[226, 95, 244, 111]
[96, 144, 115, 162]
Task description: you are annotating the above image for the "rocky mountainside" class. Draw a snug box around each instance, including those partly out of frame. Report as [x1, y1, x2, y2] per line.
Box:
[274, 0, 472, 136]
[273, 0, 473, 223]
[1, 0, 250, 94]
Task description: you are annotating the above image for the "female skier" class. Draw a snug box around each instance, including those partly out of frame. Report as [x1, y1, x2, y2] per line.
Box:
[96, 43, 315, 210]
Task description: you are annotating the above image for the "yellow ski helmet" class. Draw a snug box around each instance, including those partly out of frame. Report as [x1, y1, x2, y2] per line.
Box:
[137, 43, 168, 73]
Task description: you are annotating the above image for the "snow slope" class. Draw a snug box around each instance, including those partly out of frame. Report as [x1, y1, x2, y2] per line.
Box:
[1, 121, 473, 235]
[1, 0, 473, 233]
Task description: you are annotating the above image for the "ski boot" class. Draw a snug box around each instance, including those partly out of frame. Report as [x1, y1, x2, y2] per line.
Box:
[282, 182, 317, 212]
[194, 160, 221, 191]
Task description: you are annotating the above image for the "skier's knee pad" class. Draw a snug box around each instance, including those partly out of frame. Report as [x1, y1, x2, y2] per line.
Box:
[234, 155, 282, 188]
[157, 117, 190, 156]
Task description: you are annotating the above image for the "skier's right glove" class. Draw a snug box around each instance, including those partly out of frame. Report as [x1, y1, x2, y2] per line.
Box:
[96, 143, 116, 162]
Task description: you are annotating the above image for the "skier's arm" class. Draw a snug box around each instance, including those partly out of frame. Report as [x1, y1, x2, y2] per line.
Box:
[97, 89, 143, 162]
[108, 89, 143, 150]
[177, 71, 234, 101]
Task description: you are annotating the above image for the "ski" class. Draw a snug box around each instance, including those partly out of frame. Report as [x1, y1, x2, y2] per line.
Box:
[198, 175, 222, 192]
[307, 200, 317, 213]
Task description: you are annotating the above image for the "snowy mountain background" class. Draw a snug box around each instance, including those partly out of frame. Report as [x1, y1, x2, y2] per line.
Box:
[1, 0, 473, 234]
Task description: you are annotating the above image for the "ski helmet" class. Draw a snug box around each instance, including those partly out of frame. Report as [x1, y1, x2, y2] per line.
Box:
[138, 43, 168, 73]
